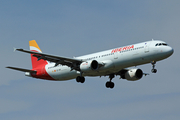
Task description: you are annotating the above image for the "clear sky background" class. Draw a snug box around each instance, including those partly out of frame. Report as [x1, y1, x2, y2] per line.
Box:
[0, 0, 180, 120]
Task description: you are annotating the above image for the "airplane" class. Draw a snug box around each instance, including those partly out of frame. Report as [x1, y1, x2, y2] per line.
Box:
[6, 39, 174, 89]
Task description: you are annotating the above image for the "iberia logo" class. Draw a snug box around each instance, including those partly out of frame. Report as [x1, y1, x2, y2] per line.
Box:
[111, 45, 134, 53]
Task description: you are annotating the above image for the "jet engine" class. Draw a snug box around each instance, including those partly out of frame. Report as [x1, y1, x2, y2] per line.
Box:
[122, 69, 143, 81]
[80, 60, 99, 73]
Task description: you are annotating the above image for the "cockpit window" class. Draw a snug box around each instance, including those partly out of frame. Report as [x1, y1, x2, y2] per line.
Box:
[155, 43, 168, 46]
[162, 43, 168, 46]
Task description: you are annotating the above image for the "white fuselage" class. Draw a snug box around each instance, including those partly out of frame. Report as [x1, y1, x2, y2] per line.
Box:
[44, 40, 174, 80]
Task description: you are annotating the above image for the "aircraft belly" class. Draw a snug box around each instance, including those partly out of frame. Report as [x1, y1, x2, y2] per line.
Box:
[83, 68, 118, 76]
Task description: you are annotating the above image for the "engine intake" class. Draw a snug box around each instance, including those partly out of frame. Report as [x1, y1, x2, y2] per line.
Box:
[91, 60, 99, 70]
[124, 69, 143, 81]
[80, 60, 99, 73]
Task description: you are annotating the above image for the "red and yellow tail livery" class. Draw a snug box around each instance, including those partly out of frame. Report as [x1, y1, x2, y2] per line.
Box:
[29, 40, 48, 69]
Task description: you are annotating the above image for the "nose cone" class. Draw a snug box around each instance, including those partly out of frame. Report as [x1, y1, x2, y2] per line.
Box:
[168, 47, 174, 56]
[165, 46, 174, 57]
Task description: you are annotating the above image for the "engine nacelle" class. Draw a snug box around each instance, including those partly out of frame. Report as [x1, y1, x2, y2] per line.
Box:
[80, 60, 99, 73]
[125, 69, 143, 81]
[98, 60, 115, 71]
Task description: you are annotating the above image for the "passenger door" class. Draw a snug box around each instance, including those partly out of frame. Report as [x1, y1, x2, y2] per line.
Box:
[144, 42, 151, 53]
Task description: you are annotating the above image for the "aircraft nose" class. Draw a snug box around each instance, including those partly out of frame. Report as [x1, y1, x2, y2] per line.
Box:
[166, 46, 174, 56]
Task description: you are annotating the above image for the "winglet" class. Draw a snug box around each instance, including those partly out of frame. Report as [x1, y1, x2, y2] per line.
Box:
[13, 47, 17, 52]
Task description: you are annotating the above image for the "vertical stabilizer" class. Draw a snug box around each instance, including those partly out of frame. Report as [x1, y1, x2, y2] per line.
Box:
[29, 40, 48, 69]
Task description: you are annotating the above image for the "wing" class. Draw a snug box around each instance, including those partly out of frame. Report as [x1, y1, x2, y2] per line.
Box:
[15, 48, 85, 71]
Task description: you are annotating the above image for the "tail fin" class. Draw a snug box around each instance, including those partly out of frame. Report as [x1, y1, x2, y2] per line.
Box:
[29, 40, 48, 69]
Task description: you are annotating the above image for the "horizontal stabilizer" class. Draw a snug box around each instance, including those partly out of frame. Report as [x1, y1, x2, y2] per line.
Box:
[6, 66, 36, 73]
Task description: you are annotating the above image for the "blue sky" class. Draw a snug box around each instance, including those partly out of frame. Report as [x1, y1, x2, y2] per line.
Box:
[0, 0, 180, 120]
